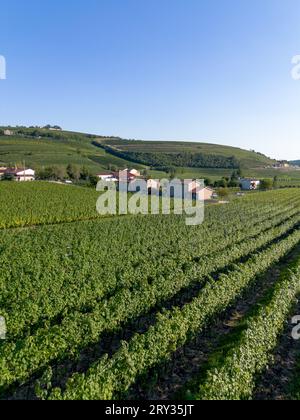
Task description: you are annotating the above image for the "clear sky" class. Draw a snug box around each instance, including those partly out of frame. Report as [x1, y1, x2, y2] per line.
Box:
[0, 0, 300, 160]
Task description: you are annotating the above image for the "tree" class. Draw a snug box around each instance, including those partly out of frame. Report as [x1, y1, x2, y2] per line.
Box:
[2, 173, 14, 181]
[260, 179, 273, 191]
[67, 164, 81, 181]
[89, 175, 98, 187]
[53, 166, 67, 180]
[80, 166, 90, 180]
[273, 176, 279, 189]
[218, 187, 229, 199]
[237, 168, 243, 178]
[142, 169, 149, 178]
[228, 171, 240, 188]
[167, 166, 177, 179]
[204, 178, 213, 187]
[36, 166, 54, 180]
[214, 178, 228, 188]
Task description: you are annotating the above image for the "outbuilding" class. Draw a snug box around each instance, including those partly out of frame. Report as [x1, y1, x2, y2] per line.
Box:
[240, 178, 260, 191]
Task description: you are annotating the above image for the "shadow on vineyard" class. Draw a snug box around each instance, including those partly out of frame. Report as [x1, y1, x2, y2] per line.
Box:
[126, 244, 300, 400]
[253, 298, 300, 400]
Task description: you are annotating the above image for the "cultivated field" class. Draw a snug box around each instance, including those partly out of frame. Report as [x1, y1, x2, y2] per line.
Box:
[2, 128, 300, 185]
[1, 186, 300, 400]
[0, 182, 102, 228]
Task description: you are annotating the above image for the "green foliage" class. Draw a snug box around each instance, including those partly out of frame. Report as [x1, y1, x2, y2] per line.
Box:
[49, 227, 300, 400]
[260, 179, 274, 191]
[0, 182, 102, 228]
[1, 187, 300, 399]
[195, 260, 300, 400]
[101, 145, 240, 170]
[217, 187, 229, 199]
[99, 138, 276, 169]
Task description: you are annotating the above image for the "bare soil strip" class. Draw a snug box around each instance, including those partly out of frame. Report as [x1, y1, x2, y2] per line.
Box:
[125, 244, 300, 400]
[253, 300, 300, 400]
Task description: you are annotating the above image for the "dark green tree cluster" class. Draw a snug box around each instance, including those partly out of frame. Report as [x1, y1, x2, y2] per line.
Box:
[102, 146, 240, 170]
[36, 164, 98, 186]
[212, 170, 243, 189]
[260, 179, 274, 191]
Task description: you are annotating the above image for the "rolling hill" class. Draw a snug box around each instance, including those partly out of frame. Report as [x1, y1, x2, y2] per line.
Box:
[97, 138, 276, 170]
[0, 127, 145, 173]
[0, 126, 292, 183]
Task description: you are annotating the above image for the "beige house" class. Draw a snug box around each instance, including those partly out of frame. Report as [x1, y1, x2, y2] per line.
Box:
[186, 180, 215, 201]
[192, 186, 215, 201]
[129, 169, 141, 177]
[3, 129, 13, 136]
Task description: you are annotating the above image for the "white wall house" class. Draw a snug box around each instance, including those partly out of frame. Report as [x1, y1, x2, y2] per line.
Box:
[15, 169, 35, 181]
[240, 178, 260, 190]
[97, 173, 118, 182]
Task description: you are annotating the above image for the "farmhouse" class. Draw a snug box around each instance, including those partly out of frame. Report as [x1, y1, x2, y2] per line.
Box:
[3, 129, 13, 136]
[97, 170, 140, 183]
[129, 169, 141, 177]
[0, 168, 35, 181]
[186, 180, 215, 201]
[273, 161, 290, 169]
[114, 170, 137, 183]
[97, 173, 119, 182]
[96, 172, 214, 200]
[240, 178, 260, 190]
[191, 186, 215, 201]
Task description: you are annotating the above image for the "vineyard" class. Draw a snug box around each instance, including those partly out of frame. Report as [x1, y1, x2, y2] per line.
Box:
[1, 186, 300, 400]
[0, 182, 102, 228]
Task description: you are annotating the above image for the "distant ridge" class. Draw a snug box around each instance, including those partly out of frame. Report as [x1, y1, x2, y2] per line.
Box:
[0, 126, 276, 174]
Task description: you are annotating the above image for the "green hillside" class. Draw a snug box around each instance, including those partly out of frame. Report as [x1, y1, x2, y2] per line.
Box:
[0, 127, 145, 173]
[98, 138, 276, 170]
[1, 126, 296, 184]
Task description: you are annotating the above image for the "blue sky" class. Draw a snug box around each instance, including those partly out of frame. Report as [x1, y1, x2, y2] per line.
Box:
[0, 0, 300, 159]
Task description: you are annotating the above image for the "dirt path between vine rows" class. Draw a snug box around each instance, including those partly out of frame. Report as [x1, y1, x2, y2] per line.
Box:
[126, 244, 300, 400]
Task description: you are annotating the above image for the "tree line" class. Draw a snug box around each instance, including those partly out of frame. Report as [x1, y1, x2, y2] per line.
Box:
[101, 146, 240, 170]
[36, 164, 98, 186]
